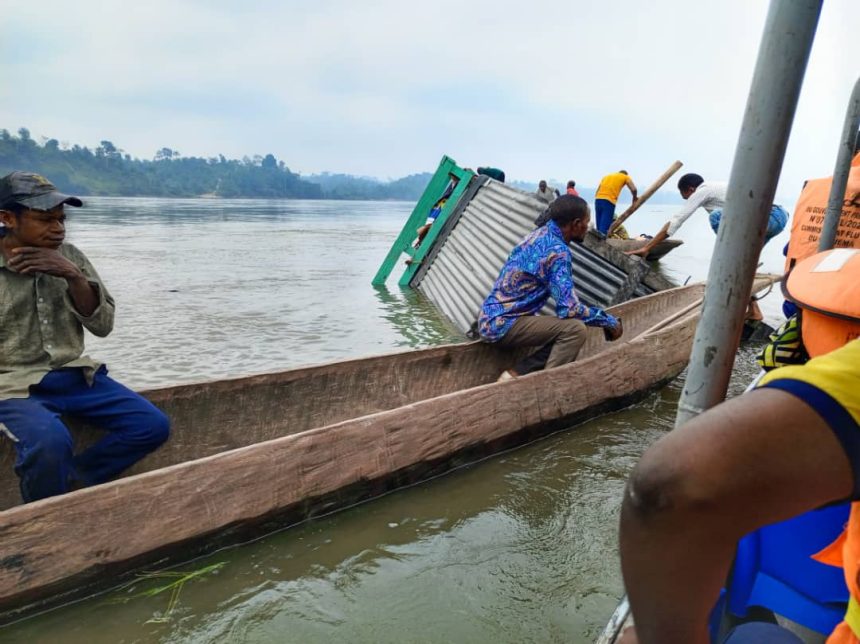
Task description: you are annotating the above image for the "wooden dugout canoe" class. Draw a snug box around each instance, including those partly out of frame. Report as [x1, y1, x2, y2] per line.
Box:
[606, 237, 685, 261]
[0, 279, 768, 622]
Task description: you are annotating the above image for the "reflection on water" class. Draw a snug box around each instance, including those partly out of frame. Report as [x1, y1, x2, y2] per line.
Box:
[3, 197, 789, 643]
[372, 285, 462, 347]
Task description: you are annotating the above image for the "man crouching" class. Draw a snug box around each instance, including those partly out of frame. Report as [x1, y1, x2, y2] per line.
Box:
[0, 171, 169, 503]
[478, 194, 623, 380]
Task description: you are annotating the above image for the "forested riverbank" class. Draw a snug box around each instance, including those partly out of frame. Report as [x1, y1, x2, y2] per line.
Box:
[0, 127, 432, 201]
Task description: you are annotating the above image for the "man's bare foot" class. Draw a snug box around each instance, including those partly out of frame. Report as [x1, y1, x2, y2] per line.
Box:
[746, 298, 764, 322]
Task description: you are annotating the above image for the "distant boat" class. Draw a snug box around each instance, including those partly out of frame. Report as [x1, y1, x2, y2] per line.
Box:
[0, 279, 788, 623]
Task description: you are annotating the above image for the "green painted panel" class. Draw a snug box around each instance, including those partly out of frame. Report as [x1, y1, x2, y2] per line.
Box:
[371, 156, 474, 287]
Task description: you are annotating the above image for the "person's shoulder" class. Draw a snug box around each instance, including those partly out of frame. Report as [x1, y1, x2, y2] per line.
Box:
[759, 340, 860, 422]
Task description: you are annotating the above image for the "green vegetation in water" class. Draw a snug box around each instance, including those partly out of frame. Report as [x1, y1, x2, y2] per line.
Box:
[106, 561, 226, 623]
[0, 127, 431, 201]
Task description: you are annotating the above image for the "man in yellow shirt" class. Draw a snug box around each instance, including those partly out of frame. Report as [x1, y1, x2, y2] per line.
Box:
[594, 170, 637, 235]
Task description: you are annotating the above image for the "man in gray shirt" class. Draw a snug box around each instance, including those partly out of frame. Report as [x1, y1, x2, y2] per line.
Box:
[0, 171, 169, 503]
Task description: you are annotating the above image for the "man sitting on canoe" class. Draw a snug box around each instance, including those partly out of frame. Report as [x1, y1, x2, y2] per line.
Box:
[0, 171, 169, 503]
[478, 194, 623, 381]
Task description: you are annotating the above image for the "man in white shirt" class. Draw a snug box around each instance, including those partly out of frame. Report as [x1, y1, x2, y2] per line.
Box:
[534, 180, 556, 204]
[628, 173, 787, 258]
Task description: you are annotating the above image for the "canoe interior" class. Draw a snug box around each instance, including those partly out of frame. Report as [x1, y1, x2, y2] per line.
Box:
[606, 237, 684, 261]
[0, 283, 705, 511]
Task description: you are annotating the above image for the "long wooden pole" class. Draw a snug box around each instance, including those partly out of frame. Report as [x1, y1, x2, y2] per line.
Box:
[607, 160, 683, 236]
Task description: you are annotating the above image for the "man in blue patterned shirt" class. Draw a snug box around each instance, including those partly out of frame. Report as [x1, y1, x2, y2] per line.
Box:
[478, 195, 623, 380]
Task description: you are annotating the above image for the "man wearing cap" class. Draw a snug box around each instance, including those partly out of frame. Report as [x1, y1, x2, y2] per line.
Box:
[0, 171, 169, 503]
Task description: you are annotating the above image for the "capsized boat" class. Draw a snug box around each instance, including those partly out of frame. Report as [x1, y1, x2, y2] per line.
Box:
[373, 157, 676, 335]
[0, 277, 775, 622]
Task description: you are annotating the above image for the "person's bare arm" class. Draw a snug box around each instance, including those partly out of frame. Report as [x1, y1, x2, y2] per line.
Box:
[620, 388, 854, 644]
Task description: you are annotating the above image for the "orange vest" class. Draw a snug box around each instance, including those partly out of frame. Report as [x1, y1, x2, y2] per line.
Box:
[784, 249, 860, 358]
[785, 153, 860, 274]
[791, 248, 860, 643]
[816, 514, 857, 643]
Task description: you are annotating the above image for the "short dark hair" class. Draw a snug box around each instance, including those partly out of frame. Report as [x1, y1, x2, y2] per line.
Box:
[548, 194, 589, 226]
[567, 180, 576, 188]
[677, 173, 705, 192]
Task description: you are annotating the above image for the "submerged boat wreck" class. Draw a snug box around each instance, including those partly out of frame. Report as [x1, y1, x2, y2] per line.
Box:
[373, 156, 676, 335]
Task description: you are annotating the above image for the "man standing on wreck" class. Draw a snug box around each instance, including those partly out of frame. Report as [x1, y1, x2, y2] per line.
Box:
[478, 194, 623, 381]
[0, 171, 169, 503]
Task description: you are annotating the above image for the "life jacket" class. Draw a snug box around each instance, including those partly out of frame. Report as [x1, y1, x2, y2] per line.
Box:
[809, 508, 857, 644]
[785, 153, 860, 274]
[772, 250, 860, 643]
[783, 248, 860, 358]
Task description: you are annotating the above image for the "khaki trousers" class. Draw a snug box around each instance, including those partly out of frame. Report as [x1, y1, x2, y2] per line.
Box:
[498, 316, 588, 372]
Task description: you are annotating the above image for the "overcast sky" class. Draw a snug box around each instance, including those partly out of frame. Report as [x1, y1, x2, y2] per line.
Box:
[2, 1, 857, 203]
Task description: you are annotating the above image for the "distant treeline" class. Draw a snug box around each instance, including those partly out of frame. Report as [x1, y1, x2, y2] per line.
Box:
[0, 128, 432, 201]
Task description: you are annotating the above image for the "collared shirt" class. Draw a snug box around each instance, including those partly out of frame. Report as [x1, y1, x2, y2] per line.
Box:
[595, 172, 636, 204]
[0, 243, 114, 400]
[535, 187, 556, 203]
[477, 220, 618, 341]
[667, 181, 728, 236]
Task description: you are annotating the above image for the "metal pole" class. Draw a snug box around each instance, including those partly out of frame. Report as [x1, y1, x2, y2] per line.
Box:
[675, 0, 822, 426]
[819, 77, 860, 252]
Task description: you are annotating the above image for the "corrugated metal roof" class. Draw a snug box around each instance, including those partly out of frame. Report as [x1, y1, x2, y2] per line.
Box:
[412, 179, 662, 335]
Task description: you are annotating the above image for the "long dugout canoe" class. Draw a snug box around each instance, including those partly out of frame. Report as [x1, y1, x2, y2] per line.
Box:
[0, 281, 723, 622]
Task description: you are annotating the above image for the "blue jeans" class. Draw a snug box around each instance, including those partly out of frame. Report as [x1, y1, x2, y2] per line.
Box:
[594, 199, 616, 235]
[721, 622, 803, 643]
[0, 367, 170, 502]
[709, 204, 789, 244]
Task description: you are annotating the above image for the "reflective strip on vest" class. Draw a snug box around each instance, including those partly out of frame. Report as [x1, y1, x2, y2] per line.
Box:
[846, 596, 860, 640]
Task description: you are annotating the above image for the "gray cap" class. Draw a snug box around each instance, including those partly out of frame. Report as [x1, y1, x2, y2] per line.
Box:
[0, 171, 83, 211]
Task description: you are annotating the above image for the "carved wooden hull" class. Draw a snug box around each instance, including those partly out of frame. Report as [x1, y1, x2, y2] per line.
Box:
[0, 283, 711, 622]
[606, 237, 685, 261]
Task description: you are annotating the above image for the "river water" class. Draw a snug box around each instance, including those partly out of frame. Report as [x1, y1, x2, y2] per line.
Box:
[3, 196, 789, 643]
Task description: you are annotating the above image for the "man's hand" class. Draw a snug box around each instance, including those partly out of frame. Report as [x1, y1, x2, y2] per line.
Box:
[7, 247, 84, 280]
[617, 626, 639, 644]
[625, 247, 650, 258]
[606, 318, 624, 341]
[9, 247, 99, 316]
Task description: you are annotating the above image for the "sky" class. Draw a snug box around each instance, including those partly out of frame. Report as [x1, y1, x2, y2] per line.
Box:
[1, 0, 858, 204]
